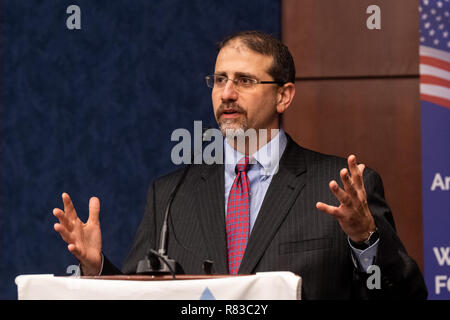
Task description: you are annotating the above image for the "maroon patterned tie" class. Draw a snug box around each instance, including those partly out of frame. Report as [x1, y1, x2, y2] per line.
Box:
[226, 156, 251, 274]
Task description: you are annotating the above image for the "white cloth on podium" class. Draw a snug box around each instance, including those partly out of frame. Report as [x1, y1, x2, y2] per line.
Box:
[15, 272, 302, 300]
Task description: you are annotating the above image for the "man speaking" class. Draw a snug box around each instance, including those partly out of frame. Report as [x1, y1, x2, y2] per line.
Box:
[53, 31, 427, 299]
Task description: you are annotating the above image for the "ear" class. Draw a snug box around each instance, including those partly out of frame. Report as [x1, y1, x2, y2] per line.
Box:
[276, 83, 295, 114]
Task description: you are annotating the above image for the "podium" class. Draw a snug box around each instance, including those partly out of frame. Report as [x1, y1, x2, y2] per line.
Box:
[15, 272, 301, 300]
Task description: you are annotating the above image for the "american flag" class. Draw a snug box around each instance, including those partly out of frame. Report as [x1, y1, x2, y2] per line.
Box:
[419, 0, 450, 109]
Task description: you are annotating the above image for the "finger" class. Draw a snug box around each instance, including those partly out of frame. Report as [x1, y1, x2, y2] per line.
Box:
[316, 201, 341, 217]
[54, 223, 73, 244]
[329, 180, 352, 207]
[347, 154, 358, 178]
[62, 193, 78, 221]
[67, 244, 83, 260]
[358, 163, 366, 175]
[340, 168, 358, 199]
[347, 155, 364, 189]
[356, 163, 366, 187]
[87, 197, 100, 225]
[53, 208, 76, 232]
[53, 208, 69, 225]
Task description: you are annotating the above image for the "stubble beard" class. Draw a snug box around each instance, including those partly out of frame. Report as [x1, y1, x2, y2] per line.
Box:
[215, 103, 249, 137]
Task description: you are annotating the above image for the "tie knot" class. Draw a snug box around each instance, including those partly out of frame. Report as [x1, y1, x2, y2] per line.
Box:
[236, 156, 251, 173]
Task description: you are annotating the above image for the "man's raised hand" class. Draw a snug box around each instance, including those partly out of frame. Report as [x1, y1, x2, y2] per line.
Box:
[316, 155, 376, 243]
[53, 193, 103, 276]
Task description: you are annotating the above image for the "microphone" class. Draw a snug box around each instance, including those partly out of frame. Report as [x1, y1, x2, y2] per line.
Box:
[136, 126, 214, 277]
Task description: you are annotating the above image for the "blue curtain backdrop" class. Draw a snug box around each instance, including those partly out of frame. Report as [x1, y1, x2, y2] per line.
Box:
[0, 0, 280, 299]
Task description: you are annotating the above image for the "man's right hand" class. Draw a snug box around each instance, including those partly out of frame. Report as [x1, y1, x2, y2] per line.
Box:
[53, 193, 103, 276]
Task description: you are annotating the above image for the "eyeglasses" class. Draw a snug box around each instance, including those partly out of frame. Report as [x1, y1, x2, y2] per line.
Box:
[205, 74, 284, 91]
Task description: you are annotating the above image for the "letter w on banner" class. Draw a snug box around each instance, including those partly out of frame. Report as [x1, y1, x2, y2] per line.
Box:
[419, 0, 450, 300]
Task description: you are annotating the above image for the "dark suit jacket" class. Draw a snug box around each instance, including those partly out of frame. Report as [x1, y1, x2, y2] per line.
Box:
[103, 136, 427, 299]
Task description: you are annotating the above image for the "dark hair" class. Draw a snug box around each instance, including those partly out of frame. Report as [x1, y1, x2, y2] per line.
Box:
[217, 30, 296, 84]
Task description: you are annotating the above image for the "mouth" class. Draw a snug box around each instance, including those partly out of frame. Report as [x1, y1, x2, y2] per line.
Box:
[221, 109, 241, 118]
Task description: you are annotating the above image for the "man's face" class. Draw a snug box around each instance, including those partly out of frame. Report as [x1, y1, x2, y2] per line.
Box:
[212, 40, 280, 135]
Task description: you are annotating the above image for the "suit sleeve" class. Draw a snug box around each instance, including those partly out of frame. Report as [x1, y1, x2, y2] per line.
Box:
[100, 253, 123, 275]
[351, 168, 428, 299]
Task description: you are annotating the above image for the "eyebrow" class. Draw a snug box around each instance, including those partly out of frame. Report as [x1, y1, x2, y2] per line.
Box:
[214, 71, 258, 79]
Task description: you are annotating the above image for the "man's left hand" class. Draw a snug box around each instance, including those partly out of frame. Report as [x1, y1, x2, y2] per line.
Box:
[316, 154, 376, 243]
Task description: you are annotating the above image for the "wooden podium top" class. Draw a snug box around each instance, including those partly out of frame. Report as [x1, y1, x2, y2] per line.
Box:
[76, 274, 245, 281]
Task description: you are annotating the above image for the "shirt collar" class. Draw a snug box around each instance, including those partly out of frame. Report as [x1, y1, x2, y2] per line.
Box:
[224, 128, 287, 176]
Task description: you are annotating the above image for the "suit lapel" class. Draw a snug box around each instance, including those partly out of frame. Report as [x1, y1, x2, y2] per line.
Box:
[194, 163, 228, 274]
[238, 138, 307, 274]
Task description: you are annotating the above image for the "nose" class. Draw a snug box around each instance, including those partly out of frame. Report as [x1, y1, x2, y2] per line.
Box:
[220, 79, 238, 102]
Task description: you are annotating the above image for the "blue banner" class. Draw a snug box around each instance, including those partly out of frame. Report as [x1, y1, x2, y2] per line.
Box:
[419, 0, 450, 300]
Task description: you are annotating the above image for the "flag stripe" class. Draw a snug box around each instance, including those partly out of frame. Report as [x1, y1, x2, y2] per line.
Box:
[420, 75, 450, 88]
[420, 93, 450, 109]
[420, 83, 450, 101]
[420, 45, 450, 63]
[420, 65, 450, 81]
[420, 56, 450, 72]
